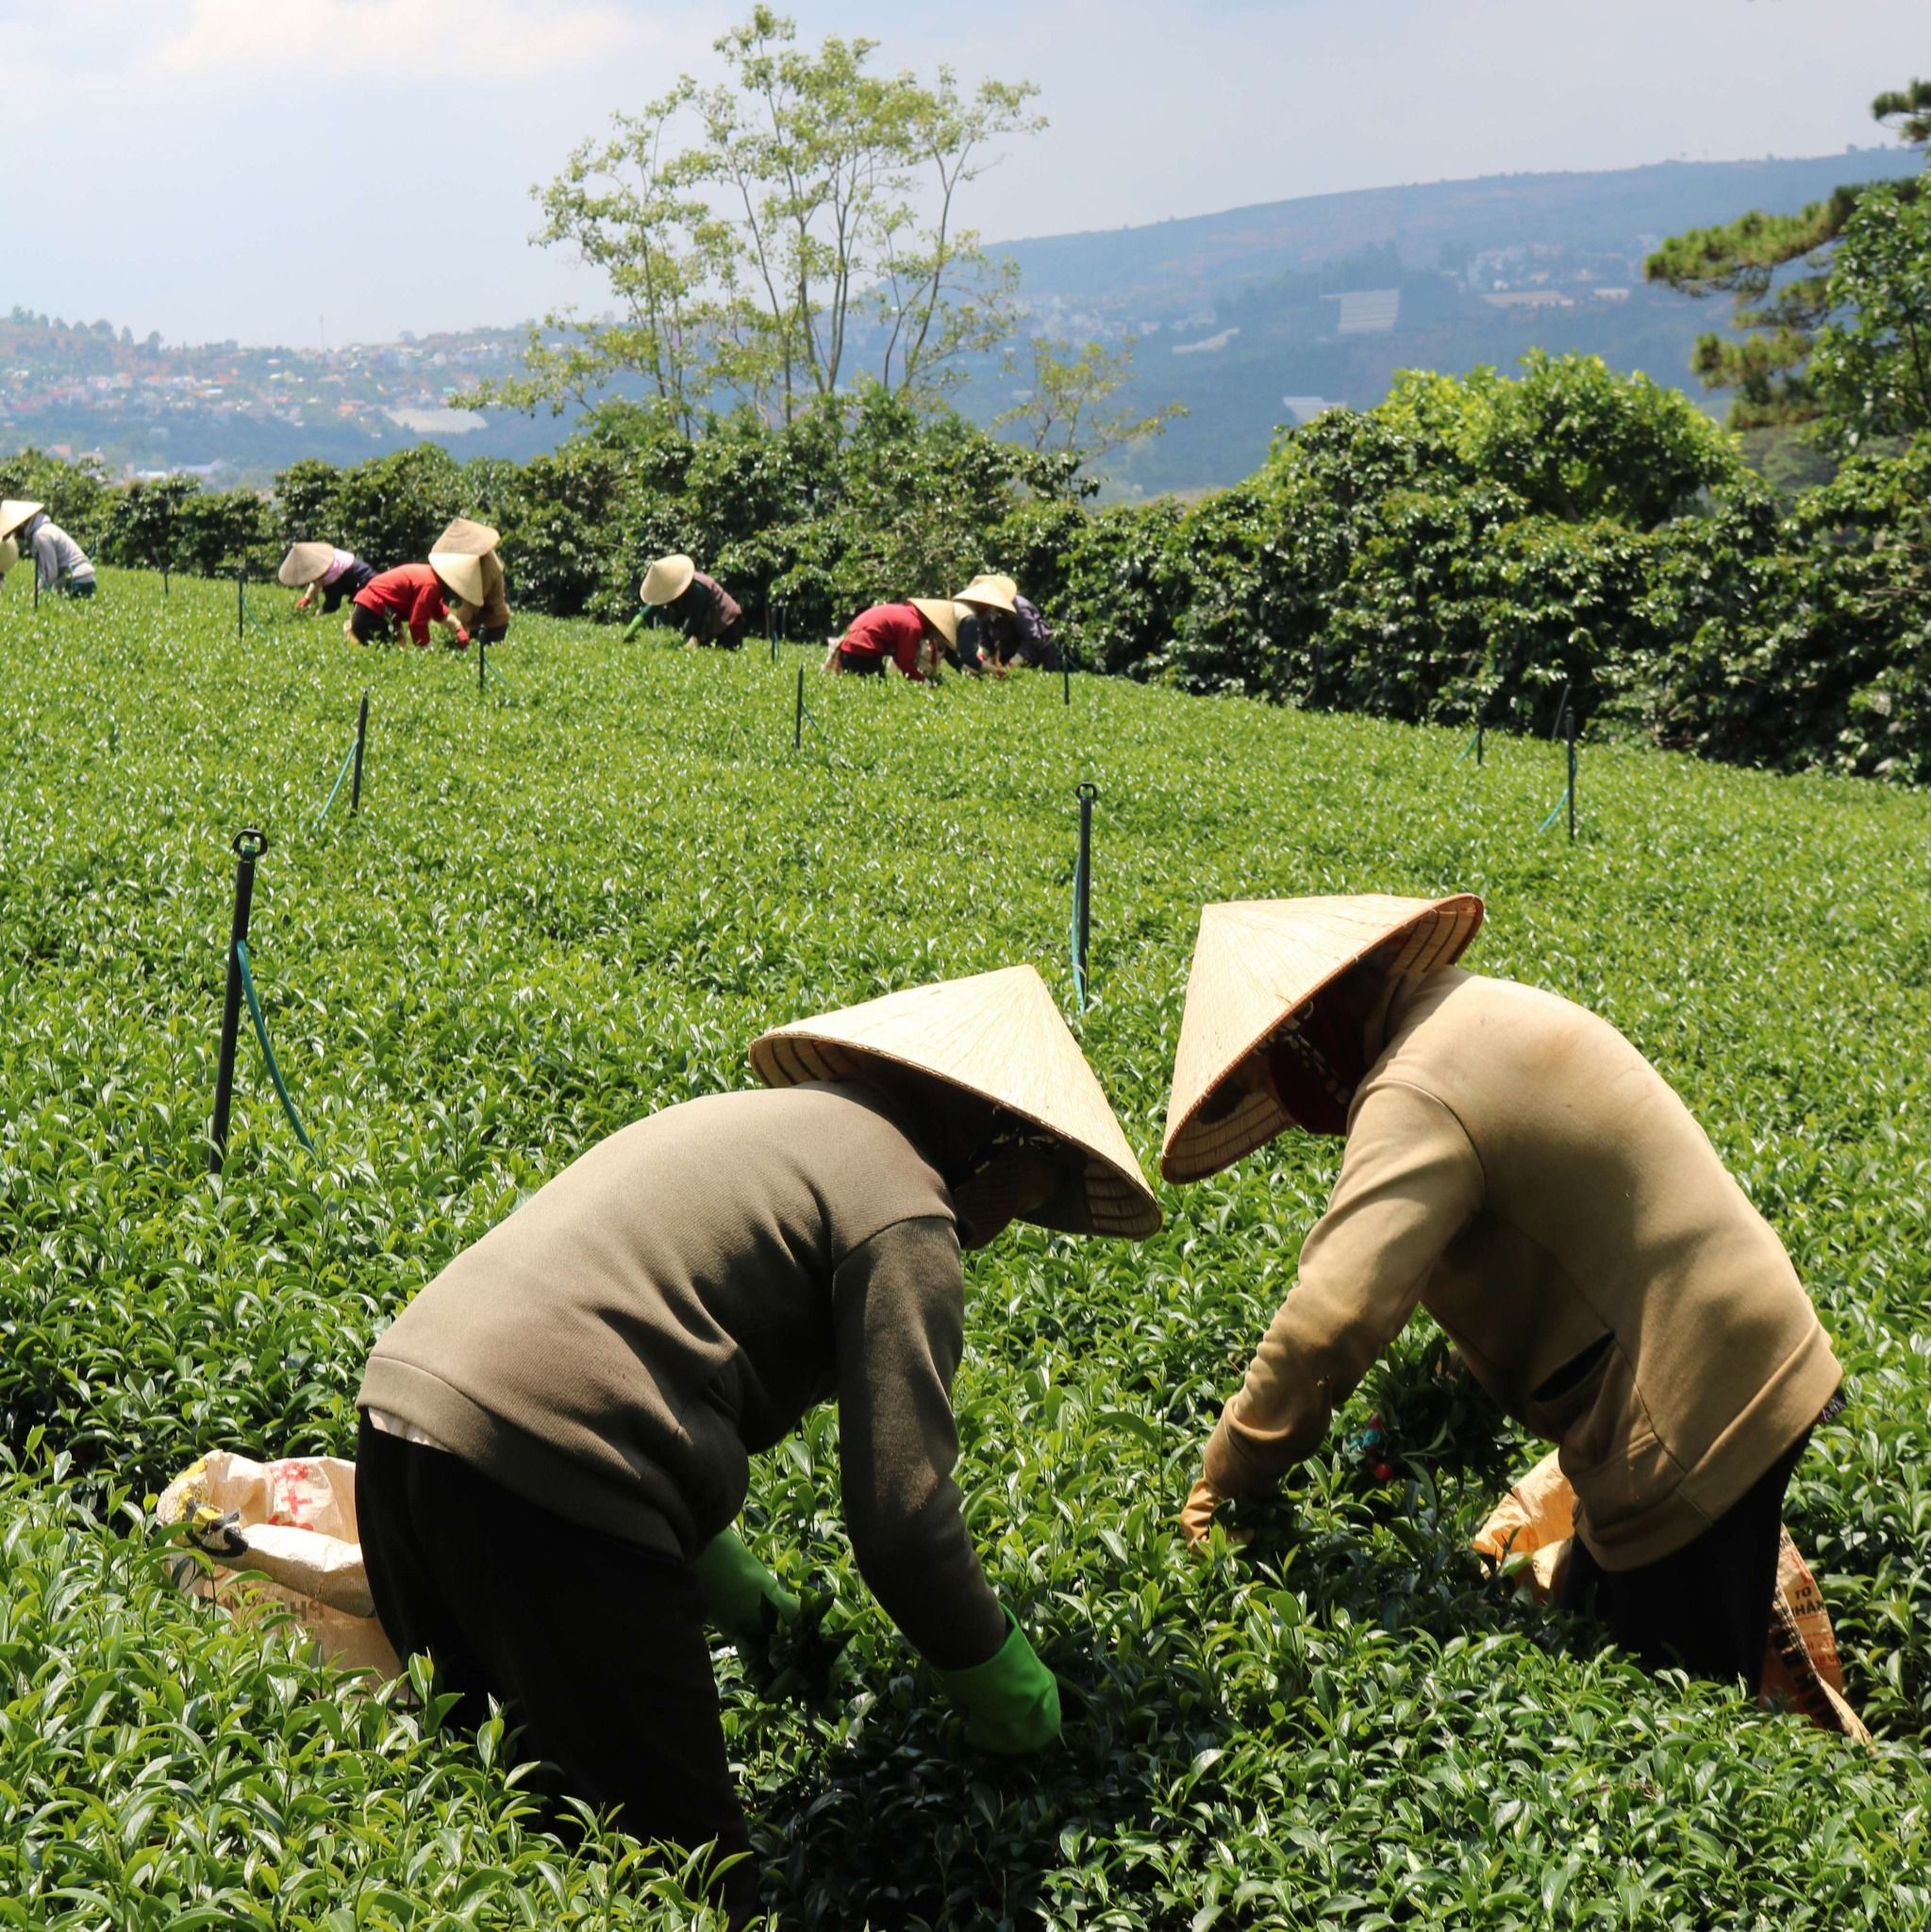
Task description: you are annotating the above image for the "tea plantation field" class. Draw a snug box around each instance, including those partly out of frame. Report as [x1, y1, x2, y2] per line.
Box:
[5, 569, 1931, 1929]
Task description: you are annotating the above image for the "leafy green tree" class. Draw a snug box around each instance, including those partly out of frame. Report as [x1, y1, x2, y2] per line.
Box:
[328, 445, 465, 568]
[0, 447, 112, 547]
[1645, 80, 1928, 428]
[464, 8, 1042, 428]
[994, 336, 1185, 482]
[1810, 183, 1931, 446]
[109, 474, 200, 572]
[1377, 352, 1741, 528]
[273, 458, 345, 549]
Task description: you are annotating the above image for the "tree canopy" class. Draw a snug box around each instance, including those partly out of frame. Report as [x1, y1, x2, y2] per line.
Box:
[462, 8, 1042, 433]
[1645, 80, 1929, 439]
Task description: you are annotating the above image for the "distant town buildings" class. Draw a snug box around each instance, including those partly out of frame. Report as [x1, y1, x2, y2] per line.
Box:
[0, 308, 522, 478]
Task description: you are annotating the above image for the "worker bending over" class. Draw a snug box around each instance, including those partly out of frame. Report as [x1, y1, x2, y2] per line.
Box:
[355, 966, 1160, 1922]
[1166, 893, 1841, 1694]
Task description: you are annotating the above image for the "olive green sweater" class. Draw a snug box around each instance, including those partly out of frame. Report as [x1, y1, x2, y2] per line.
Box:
[1205, 969, 1841, 1570]
[358, 1081, 1007, 1668]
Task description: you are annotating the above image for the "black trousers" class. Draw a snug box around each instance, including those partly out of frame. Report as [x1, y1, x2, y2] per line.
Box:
[346, 602, 388, 644]
[1559, 1432, 1809, 1695]
[355, 1419, 760, 1923]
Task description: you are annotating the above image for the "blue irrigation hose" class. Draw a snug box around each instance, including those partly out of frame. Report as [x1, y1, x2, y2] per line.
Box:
[234, 940, 317, 1154]
[1068, 848, 1088, 1013]
[1537, 787, 1572, 835]
[312, 736, 358, 829]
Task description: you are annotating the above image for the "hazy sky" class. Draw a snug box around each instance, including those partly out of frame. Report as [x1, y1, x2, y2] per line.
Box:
[9, 0, 1924, 347]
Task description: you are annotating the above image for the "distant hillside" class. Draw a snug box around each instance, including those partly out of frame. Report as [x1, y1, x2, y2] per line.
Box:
[5, 148, 1921, 492]
[996, 149, 1923, 318]
[977, 147, 1926, 493]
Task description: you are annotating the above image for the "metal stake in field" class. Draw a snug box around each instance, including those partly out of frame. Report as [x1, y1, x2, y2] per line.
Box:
[793, 662, 805, 749]
[1070, 782, 1097, 1010]
[208, 826, 269, 1174]
[237, 568, 245, 645]
[1566, 711, 1578, 841]
[1062, 650, 1071, 707]
[1477, 713, 1486, 767]
[478, 632, 487, 692]
[1550, 680, 1572, 742]
[350, 691, 369, 814]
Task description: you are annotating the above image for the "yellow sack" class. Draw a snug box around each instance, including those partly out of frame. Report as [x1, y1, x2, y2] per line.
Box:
[158, 1451, 401, 1678]
[1473, 1449, 1869, 1745]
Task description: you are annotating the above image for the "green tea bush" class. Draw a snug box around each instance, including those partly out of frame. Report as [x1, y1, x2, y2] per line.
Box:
[0, 1447, 724, 1930]
[3, 571, 1931, 1923]
[11, 351, 1929, 780]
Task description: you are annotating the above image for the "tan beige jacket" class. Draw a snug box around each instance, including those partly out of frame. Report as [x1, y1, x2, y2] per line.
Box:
[1205, 969, 1840, 1569]
[452, 550, 509, 631]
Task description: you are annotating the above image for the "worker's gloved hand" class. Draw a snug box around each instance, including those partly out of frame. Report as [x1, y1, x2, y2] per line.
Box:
[932, 1608, 1062, 1755]
[1180, 1475, 1253, 1551]
[694, 1526, 800, 1641]
[755, 1587, 847, 1707]
[694, 1529, 850, 1706]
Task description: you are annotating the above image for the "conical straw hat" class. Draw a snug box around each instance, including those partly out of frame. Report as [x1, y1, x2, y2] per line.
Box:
[277, 541, 336, 588]
[641, 554, 695, 605]
[957, 573, 1018, 614]
[0, 500, 44, 541]
[908, 597, 959, 647]
[750, 965, 1161, 1239]
[433, 516, 500, 558]
[1161, 893, 1484, 1183]
[0, 534, 17, 578]
[430, 550, 487, 606]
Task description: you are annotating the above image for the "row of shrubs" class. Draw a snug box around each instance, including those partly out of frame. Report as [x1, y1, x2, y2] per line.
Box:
[7, 352, 1926, 780]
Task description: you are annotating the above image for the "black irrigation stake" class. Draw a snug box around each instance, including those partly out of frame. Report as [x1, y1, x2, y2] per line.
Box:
[1072, 781, 1097, 1008]
[478, 632, 488, 692]
[208, 827, 268, 1174]
[351, 691, 369, 814]
[237, 568, 245, 644]
[1549, 680, 1572, 742]
[1567, 711, 1578, 842]
[1477, 715, 1486, 767]
[1062, 650, 1071, 707]
[793, 662, 805, 749]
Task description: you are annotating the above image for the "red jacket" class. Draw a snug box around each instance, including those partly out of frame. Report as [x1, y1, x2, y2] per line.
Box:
[841, 603, 927, 679]
[355, 563, 454, 646]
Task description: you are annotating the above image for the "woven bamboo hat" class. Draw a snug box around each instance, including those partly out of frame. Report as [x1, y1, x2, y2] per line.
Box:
[1160, 893, 1485, 1183]
[908, 597, 959, 647]
[277, 541, 336, 588]
[0, 500, 44, 541]
[641, 554, 696, 606]
[433, 516, 500, 558]
[957, 573, 1018, 614]
[750, 965, 1161, 1238]
[0, 534, 17, 577]
[429, 550, 487, 605]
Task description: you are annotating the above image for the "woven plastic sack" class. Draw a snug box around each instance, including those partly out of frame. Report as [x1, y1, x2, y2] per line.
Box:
[1473, 1449, 1869, 1744]
[158, 1451, 401, 1677]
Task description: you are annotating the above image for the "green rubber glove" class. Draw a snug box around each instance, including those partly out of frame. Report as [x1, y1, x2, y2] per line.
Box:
[693, 1527, 800, 1641]
[933, 1608, 1062, 1756]
[622, 610, 650, 641]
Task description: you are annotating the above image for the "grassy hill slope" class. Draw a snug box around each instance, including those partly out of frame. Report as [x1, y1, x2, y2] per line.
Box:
[4, 574, 1930, 1926]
